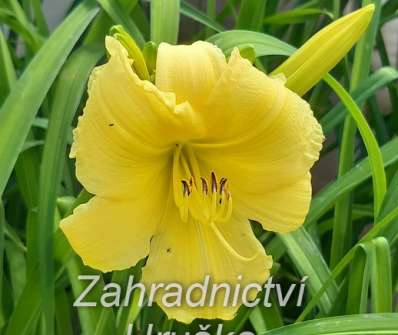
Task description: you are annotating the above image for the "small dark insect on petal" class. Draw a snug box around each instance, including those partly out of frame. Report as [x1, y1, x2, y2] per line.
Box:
[108, 123, 115, 127]
[166, 248, 172, 253]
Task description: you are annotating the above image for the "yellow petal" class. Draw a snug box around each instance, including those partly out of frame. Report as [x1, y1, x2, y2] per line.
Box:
[72, 36, 204, 198]
[142, 204, 272, 323]
[60, 195, 164, 272]
[235, 174, 312, 233]
[194, 50, 323, 232]
[272, 5, 374, 96]
[155, 41, 227, 109]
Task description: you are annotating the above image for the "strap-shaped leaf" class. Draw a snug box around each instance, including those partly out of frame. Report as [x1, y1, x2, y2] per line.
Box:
[0, 0, 99, 196]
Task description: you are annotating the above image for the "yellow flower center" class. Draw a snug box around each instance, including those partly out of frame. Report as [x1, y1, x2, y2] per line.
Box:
[173, 144, 232, 224]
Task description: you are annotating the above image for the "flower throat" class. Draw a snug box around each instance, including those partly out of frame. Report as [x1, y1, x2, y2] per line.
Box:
[173, 144, 232, 224]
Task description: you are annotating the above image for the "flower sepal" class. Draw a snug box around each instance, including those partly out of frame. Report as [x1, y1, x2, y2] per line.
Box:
[143, 41, 158, 81]
[109, 25, 150, 80]
[237, 44, 256, 64]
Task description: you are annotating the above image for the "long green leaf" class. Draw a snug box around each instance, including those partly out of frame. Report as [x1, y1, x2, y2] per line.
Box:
[320, 67, 398, 134]
[94, 271, 131, 335]
[38, 44, 104, 335]
[279, 227, 338, 314]
[207, 30, 295, 56]
[180, 1, 224, 33]
[0, 0, 99, 196]
[0, 30, 16, 103]
[5, 191, 91, 335]
[205, 0, 216, 38]
[55, 289, 73, 335]
[346, 244, 370, 314]
[379, 170, 398, 242]
[0, 203, 5, 330]
[30, 0, 48, 35]
[331, 0, 382, 269]
[325, 74, 387, 264]
[4, 270, 41, 335]
[0, 2, 42, 50]
[96, 0, 145, 47]
[66, 257, 108, 334]
[381, 0, 398, 16]
[5, 240, 26, 304]
[264, 314, 398, 334]
[264, 8, 332, 25]
[151, 0, 180, 44]
[370, 237, 393, 312]
[306, 138, 398, 226]
[249, 298, 283, 333]
[236, 0, 266, 30]
[298, 199, 398, 321]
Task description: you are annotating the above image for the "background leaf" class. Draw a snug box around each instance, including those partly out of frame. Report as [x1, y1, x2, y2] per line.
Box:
[0, 0, 99, 196]
[151, 0, 180, 44]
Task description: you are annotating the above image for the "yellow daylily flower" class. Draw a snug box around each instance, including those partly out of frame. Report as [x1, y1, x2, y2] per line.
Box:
[60, 36, 324, 323]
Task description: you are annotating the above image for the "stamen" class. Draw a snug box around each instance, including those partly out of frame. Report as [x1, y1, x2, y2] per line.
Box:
[219, 177, 227, 194]
[200, 177, 208, 194]
[211, 187, 217, 218]
[176, 171, 233, 224]
[172, 145, 184, 207]
[221, 192, 233, 222]
[211, 172, 217, 193]
[189, 177, 195, 188]
[181, 180, 190, 196]
[172, 145, 233, 224]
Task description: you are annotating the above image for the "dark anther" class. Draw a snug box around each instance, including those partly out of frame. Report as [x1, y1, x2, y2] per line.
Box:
[181, 180, 190, 196]
[220, 178, 227, 194]
[211, 172, 217, 193]
[166, 248, 171, 253]
[108, 123, 114, 127]
[201, 177, 208, 194]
